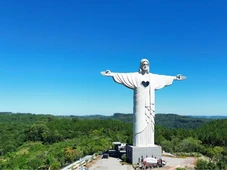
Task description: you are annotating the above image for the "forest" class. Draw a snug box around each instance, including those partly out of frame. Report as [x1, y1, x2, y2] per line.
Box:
[0, 112, 227, 170]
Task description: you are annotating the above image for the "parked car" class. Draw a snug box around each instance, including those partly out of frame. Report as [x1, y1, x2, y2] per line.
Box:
[102, 153, 109, 159]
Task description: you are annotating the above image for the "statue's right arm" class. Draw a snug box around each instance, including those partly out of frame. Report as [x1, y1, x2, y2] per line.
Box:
[101, 70, 136, 89]
[100, 70, 113, 77]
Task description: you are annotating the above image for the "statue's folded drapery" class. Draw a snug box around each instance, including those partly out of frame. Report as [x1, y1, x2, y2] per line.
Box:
[112, 72, 175, 147]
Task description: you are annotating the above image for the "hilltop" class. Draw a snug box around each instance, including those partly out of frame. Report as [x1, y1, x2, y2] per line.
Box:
[69, 113, 213, 129]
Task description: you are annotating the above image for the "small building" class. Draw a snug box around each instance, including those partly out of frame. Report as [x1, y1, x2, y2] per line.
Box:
[107, 142, 126, 159]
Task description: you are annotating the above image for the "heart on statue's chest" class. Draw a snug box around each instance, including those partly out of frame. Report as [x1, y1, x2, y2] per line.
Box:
[141, 81, 150, 87]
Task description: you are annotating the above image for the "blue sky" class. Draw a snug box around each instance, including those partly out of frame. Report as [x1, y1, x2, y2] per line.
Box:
[0, 0, 227, 116]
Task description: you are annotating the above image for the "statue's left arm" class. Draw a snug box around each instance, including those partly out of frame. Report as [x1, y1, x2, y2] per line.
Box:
[154, 74, 186, 90]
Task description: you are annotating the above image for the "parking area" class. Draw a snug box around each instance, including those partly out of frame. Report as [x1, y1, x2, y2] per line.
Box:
[88, 156, 196, 170]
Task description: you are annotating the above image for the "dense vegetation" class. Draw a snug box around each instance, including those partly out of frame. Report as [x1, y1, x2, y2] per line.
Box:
[0, 112, 227, 169]
[0, 112, 132, 169]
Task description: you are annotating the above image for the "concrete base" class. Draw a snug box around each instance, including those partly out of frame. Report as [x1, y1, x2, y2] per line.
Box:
[126, 145, 162, 164]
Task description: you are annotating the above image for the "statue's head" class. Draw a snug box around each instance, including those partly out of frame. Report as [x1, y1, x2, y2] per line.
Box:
[139, 59, 149, 74]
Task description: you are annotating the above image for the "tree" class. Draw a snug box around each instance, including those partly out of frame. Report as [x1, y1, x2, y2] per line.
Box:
[27, 124, 49, 142]
[64, 147, 80, 163]
[195, 159, 208, 170]
[179, 137, 202, 153]
[50, 162, 61, 170]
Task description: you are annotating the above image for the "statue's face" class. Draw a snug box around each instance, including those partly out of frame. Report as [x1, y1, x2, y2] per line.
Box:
[142, 61, 149, 72]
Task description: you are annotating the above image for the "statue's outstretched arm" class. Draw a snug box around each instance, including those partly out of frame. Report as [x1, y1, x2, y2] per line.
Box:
[154, 73, 186, 90]
[100, 70, 136, 89]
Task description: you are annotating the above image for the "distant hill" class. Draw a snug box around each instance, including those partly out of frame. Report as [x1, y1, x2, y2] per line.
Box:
[0, 112, 224, 129]
[189, 115, 227, 119]
[155, 113, 211, 129]
[67, 113, 213, 129]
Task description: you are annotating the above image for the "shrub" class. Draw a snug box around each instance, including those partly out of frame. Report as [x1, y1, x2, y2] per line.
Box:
[121, 154, 126, 162]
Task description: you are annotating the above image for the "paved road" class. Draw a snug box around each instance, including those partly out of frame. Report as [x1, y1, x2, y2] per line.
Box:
[89, 156, 196, 170]
[89, 157, 133, 170]
[163, 156, 195, 166]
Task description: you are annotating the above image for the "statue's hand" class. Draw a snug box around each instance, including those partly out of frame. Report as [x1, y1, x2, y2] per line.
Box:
[101, 70, 112, 76]
[176, 74, 186, 80]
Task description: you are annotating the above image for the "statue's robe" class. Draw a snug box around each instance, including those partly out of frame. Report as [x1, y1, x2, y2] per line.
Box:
[112, 72, 175, 147]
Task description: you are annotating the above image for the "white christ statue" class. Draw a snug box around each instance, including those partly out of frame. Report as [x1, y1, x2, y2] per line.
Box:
[101, 59, 186, 147]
